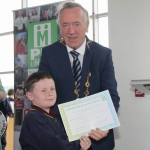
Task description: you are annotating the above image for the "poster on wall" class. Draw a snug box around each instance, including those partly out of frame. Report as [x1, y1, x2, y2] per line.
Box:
[13, 2, 61, 134]
[28, 20, 58, 75]
[13, 1, 68, 149]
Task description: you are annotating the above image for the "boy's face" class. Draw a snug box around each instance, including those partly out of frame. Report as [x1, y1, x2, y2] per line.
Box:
[26, 78, 56, 113]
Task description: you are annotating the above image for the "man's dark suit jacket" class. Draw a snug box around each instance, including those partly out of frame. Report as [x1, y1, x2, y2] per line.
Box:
[39, 37, 120, 150]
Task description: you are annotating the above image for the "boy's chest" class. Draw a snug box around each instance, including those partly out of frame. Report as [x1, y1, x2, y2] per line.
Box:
[48, 117, 68, 140]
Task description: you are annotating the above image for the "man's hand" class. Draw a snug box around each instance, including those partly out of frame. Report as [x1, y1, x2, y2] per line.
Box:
[88, 128, 109, 141]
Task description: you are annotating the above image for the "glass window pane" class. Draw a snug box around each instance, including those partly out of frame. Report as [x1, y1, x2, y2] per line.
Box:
[0, 74, 14, 94]
[0, 0, 21, 33]
[87, 18, 93, 40]
[98, 17, 108, 47]
[0, 34, 14, 72]
[28, 0, 65, 7]
[98, 0, 108, 14]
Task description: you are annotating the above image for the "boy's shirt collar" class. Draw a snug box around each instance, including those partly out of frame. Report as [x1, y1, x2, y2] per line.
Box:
[31, 105, 56, 119]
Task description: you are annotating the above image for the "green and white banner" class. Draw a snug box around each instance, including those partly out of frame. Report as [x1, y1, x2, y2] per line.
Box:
[28, 20, 58, 75]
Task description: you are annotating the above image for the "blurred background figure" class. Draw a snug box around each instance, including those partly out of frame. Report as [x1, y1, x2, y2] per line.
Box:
[18, 40, 25, 55]
[47, 5, 52, 20]
[52, 6, 58, 19]
[0, 79, 6, 99]
[30, 8, 40, 22]
[14, 11, 24, 31]
[7, 89, 14, 102]
[23, 10, 30, 31]
[7, 89, 14, 114]
[0, 89, 13, 150]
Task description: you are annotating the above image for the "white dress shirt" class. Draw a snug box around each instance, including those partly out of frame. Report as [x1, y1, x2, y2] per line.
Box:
[66, 38, 86, 69]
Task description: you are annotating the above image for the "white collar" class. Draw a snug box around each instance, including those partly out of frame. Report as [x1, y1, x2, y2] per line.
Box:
[66, 38, 86, 55]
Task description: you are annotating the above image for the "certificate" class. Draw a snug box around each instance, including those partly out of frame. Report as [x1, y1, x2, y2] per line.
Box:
[58, 90, 120, 141]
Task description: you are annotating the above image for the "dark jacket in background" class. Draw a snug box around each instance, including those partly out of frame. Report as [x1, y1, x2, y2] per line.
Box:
[0, 97, 13, 121]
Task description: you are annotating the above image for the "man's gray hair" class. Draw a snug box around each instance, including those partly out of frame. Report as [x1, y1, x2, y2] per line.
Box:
[56, 1, 89, 25]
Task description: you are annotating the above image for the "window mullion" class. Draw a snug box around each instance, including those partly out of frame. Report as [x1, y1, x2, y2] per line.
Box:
[92, 0, 99, 43]
[22, 0, 28, 8]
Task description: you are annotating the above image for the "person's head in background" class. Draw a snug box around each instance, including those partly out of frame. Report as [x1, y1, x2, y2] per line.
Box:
[0, 79, 6, 98]
[56, 2, 89, 50]
[17, 10, 22, 18]
[49, 5, 52, 10]
[25, 10, 30, 18]
[7, 88, 14, 99]
[0, 90, 4, 101]
[32, 8, 38, 16]
[25, 71, 56, 113]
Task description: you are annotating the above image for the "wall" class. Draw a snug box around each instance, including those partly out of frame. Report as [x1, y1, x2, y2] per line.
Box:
[108, 0, 150, 149]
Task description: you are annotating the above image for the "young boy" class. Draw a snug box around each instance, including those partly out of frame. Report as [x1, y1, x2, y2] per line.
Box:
[19, 71, 91, 150]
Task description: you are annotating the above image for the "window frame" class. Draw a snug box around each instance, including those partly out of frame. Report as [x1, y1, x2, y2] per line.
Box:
[92, 0, 108, 45]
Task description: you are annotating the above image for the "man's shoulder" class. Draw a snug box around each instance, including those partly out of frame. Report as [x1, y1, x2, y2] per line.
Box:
[42, 40, 64, 51]
[90, 41, 111, 54]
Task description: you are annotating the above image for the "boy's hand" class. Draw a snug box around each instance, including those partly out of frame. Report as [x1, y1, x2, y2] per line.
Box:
[80, 136, 91, 150]
[88, 128, 109, 141]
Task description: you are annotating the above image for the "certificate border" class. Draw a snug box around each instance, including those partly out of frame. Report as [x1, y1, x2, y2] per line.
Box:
[58, 90, 120, 141]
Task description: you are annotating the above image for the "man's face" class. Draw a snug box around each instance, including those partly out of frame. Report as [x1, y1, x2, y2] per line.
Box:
[26, 78, 57, 113]
[59, 7, 89, 50]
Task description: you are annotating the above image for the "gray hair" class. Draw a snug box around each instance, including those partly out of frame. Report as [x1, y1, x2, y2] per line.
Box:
[56, 1, 89, 25]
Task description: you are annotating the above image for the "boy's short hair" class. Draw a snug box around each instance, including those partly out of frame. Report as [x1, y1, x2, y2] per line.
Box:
[7, 88, 14, 96]
[25, 71, 53, 92]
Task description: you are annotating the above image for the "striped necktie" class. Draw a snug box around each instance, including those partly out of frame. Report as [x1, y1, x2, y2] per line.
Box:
[70, 50, 81, 89]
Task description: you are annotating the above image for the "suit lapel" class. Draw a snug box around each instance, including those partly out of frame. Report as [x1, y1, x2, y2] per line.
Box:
[56, 38, 93, 97]
[56, 43, 75, 92]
